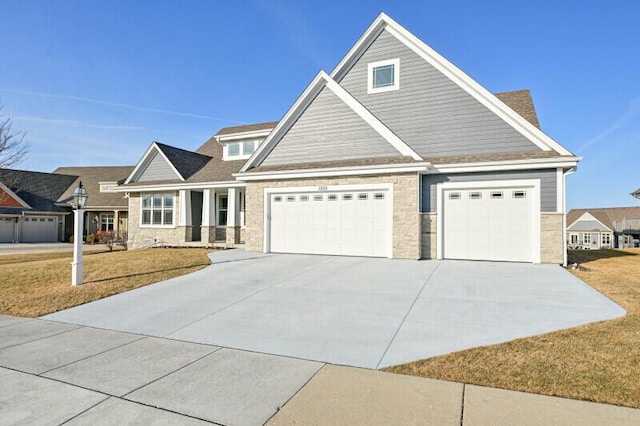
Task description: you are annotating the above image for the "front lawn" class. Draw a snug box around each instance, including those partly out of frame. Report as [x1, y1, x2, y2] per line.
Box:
[385, 249, 640, 408]
[0, 248, 213, 317]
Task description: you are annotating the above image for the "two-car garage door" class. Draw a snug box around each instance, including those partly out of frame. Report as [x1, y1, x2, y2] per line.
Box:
[268, 187, 391, 258]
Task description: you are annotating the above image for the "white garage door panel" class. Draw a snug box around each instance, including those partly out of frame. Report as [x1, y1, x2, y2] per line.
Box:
[444, 188, 534, 262]
[0, 218, 15, 243]
[22, 216, 58, 243]
[269, 189, 390, 258]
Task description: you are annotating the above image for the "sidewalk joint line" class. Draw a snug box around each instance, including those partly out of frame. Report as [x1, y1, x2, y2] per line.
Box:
[375, 262, 442, 369]
[119, 346, 222, 398]
[57, 395, 111, 426]
[0, 323, 84, 351]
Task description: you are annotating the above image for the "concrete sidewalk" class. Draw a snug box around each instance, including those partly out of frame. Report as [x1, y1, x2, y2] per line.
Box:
[1, 315, 638, 425]
[0, 242, 109, 256]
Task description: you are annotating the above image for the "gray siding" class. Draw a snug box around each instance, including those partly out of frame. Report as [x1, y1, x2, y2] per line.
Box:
[135, 152, 179, 182]
[567, 220, 610, 232]
[338, 30, 541, 157]
[421, 170, 557, 212]
[261, 86, 401, 166]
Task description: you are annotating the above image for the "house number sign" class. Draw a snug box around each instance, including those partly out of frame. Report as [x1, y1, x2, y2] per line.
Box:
[317, 186, 328, 191]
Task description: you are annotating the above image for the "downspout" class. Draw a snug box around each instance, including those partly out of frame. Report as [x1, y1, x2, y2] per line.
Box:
[563, 167, 577, 266]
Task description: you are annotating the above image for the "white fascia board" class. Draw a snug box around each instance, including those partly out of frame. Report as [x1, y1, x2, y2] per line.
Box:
[382, 21, 572, 156]
[236, 163, 430, 181]
[114, 181, 245, 192]
[0, 182, 30, 208]
[428, 157, 581, 174]
[330, 12, 574, 156]
[124, 142, 184, 184]
[323, 77, 422, 160]
[240, 72, 328, 173]
[125, 143, 158, 184]
[218, 129, 273, 142]
[154, 144, 185, 181]
[330, 13, 387, 81]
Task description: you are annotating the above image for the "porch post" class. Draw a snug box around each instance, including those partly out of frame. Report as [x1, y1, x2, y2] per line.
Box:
[202, 189, 215, 244]
[226, 187, 239, 247]
[179, 190, 192, 241]
[114, 210, 119, 238]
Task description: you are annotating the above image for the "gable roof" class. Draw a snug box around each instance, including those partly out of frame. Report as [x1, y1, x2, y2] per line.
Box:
[567, 207, 640, 230]
[0, 168, 78, 214]
[240, 71, 422, 172]
[53, 166, 133, 209]
[329, 13, 573, 157]
[155, 143, 211, 180]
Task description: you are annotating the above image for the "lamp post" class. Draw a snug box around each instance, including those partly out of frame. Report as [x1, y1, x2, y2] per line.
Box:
[70, 181, 88, 286]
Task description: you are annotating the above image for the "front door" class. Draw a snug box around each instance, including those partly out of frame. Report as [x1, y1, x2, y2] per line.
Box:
[191, 191, 203, 242]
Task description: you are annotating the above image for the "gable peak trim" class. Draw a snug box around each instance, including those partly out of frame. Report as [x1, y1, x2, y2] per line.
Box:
[240, 71, 422, 172]
[0, 181, 31, 208]
[125, 142, 185, 184]
[330, 13, 574, 157]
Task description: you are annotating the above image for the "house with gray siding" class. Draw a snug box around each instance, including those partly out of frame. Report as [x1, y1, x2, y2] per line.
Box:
[567, 207, 640, 249]
[120, 13, 579, 264]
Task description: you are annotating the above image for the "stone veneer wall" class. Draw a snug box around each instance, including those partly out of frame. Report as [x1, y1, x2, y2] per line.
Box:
[244, 173, 420, 259]
[128, 192, 188, 249]
[420, 213, 437, 259]
[540, 213, 564, 264]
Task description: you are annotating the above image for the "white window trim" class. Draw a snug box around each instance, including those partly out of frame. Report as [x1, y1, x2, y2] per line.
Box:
[217, 193, 228, 226]
[367, 58, 400, 94]
[435, 179, 541, 264]
[140, 193, 176, 228]
[263, 183, 394, 258]
[223, 139, 262, 161]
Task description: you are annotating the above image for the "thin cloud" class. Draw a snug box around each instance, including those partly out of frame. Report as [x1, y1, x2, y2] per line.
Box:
[577, 96, 640, 153]
[13, 115, 147, 131]
[0, 87, 245, 124]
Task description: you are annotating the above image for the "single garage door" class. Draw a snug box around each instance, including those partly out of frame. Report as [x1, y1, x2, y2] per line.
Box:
[21, 216, 58, 243]
[268, 188, 390, 257]
[443, 186, 535, 262]
[0, 218, 15, 243]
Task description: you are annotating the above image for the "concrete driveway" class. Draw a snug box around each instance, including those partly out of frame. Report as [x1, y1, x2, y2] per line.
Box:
[44, 250, 625, 369]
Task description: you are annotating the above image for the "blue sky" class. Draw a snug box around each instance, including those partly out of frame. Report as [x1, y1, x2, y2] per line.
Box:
[0, 0, 638, 209]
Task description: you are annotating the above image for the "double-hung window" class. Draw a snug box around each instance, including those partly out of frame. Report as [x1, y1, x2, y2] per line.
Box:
[141, 193, 174, 226]
[100, 213, 114, 231]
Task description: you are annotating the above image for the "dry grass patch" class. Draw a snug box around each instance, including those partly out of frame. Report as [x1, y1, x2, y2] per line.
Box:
[0, 248, 213, 317]
[385, 249, 640, 408]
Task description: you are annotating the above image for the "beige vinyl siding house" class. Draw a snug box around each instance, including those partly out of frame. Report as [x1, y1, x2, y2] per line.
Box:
[119, 13, 579, 264]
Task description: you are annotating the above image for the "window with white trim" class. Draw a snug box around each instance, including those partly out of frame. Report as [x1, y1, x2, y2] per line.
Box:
[141, 193, 174, 225]
[368, 58, 400, 94]
[602, 233, 611, 246]
[218, 195, 228, 226]
[570, 234, 578, 244]
[583, 233, 591, 244]
[100, 213, 114, 231]
[223, 138, 262, 160]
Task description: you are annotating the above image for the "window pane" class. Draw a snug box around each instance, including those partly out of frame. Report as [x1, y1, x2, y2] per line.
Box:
[243, 140, 256, 155]
[153, 194, 162, 208]
[373, 65, 394, 88]
[153, 210, 162, 224]
[228, 142, 240, 156]
[219, 196, 228, 210]
[142, 211, 151, 224]
[164, 194, 173, 207]
[142, 195, 151, 208]
[164, 210, 173, 225]
[219, 211, 227, 226]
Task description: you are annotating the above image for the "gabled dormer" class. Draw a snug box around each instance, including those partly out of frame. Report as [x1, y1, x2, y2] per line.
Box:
[214, 122, 277, 161]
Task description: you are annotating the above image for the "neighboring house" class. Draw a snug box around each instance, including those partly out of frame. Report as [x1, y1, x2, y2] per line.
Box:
[566, 207, 640, 249]
[119, 13, 580, 264]
[632, 188, 640, 199]
[54, 166, 133, 241]
[0, 168, 77, 243]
